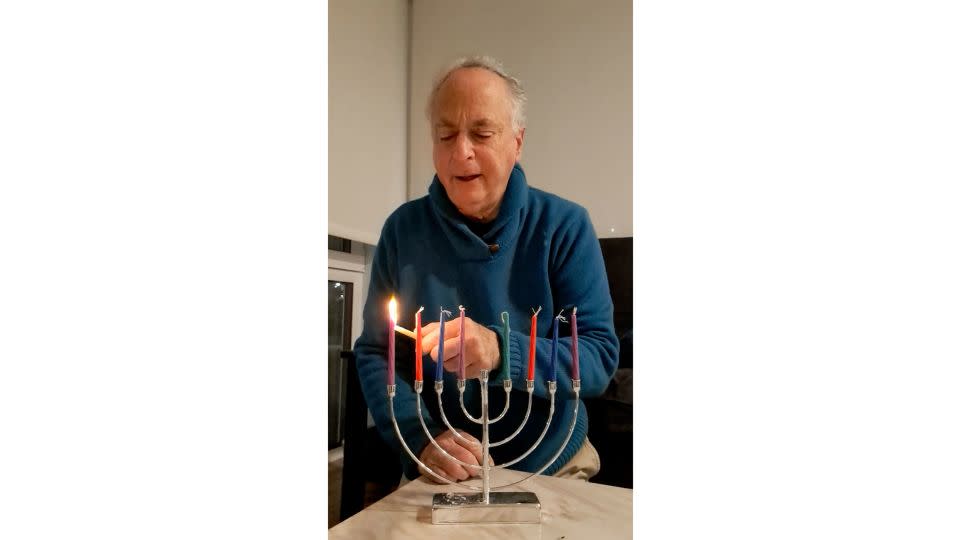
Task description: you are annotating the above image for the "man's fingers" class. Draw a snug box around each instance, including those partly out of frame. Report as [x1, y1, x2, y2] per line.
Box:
[419, 463, 446, 483]
[441, 432, 483, 478]
[443, 336, 460, 360]
[452, 431, 484, 461]
[430, 335, 461, 363]
[449, 429, 479, 444]
[420, 319, 463, 354]
[420, 430, 487, 482]
[420, 317, 502, 380]
[438, 434, 479, 480]
[442, 355, 459, 372]
[420, 322, 438, 334]
[450, 434, 488, 476]
[433, 455, 470, 481]
[421, 451, 467, 482]
[439, 436, 479, 467]
[453, 429, 481, 445]
[464, 365, 485, 380]
[442, 318, 463, 339]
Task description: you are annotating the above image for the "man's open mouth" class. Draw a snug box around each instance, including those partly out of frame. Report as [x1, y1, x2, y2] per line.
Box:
[455, 174, 481, 181]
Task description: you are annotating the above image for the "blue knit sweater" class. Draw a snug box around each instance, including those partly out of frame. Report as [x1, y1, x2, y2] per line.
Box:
[354, 164, 619, 479]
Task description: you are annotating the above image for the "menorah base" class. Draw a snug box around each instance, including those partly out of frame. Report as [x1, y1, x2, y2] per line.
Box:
[431, 491, 541, 524]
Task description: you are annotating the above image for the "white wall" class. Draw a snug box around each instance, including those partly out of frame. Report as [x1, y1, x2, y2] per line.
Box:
[408, 0, 632, 238]
[328, 0, 408, 245]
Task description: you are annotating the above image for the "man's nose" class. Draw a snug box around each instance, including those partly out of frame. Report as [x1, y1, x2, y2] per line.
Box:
[452, 134, 475, 160]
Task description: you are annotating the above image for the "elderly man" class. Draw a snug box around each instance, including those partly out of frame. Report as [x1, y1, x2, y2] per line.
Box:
[354, 56, 618, 483]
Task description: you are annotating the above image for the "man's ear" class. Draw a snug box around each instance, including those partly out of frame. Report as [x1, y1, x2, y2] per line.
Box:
[514, 128, 525, 161]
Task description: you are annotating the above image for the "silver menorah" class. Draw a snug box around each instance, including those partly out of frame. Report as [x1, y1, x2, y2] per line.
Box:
[387, 352, 581, 524]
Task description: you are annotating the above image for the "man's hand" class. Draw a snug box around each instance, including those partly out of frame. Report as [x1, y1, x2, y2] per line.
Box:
[420, 316, 501, 380]
[418, 429, 492, 483]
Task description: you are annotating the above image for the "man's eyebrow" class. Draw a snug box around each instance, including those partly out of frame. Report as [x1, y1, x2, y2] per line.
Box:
[471, 118, 499, 129]
[433, 118, 501, 130]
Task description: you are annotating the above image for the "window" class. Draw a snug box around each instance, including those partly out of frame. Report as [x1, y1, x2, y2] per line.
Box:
[328, 279, 353, 448]
[328, 246, 366, 449]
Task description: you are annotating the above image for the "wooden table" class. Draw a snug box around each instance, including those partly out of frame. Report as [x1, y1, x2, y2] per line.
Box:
[329, 469, 632, 539]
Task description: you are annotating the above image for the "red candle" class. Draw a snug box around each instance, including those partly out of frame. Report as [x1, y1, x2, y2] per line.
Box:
[527, 307, 540, 381]
[571, 307, 580, 380]
[387, 297, 397, 386]
[415, 307, 423, 381]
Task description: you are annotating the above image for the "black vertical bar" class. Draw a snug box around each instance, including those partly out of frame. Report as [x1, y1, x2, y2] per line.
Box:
[339, 350, 367, 522]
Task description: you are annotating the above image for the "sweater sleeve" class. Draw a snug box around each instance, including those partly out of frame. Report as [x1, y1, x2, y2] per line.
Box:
[490, 205, 619, 399]
[353, 219, 444, 479]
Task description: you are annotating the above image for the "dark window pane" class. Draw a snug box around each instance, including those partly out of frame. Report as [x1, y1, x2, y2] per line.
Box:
[328, 235, 352, 253]
[328, 280, 353, 447]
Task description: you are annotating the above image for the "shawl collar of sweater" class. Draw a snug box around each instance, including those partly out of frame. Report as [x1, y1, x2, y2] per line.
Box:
[427, 163, 529, 261]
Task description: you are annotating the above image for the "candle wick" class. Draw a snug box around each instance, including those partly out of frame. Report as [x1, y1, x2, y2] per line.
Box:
[417, 306, 424, 314]
[556, 308, 565, 319]
[458, 305, 465, 312]
[572, 306, 577, 315]
[440, 308, 452, 318]
[532, 306, 542, 317]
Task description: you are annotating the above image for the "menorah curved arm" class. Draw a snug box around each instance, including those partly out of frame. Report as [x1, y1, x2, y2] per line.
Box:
[388, 388, 483, 491]
[433, 380, 508, 448]
[489, 381, 534, 448]
[434, 382, 479, 447]
[491, 385, 580, 489]
[459, 379, 513, 424]
[414, 388, 484, 471]
[456, 381, 483, 424]
[488, 379, 512, 423]
[490, 382, 557, 468]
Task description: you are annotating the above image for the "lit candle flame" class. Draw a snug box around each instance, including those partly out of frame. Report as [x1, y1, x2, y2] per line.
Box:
[388, 297, 416, 339]
[388, 297, 398, 323]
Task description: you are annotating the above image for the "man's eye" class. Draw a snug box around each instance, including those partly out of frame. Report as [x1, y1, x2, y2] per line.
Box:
[439, 134, 455, 141]
[475, 132, 493, 139]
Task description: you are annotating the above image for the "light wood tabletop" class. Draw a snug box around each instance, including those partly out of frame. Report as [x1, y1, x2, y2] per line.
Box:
[329, 468, 632, 539]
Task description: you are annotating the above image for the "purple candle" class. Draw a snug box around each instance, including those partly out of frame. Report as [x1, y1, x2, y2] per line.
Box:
[571, 307, 579, 380]
[415, 307, 423, 381]
[387, 297, 397, 386]
[457, 306, 466, 380]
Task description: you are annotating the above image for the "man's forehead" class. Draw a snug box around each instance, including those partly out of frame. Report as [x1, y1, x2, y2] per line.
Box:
[441, 66, 508, 95]
[433, 69, 512, 124]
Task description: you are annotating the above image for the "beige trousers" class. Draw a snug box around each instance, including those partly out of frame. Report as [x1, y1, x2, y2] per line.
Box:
[551, 437, 601, 481]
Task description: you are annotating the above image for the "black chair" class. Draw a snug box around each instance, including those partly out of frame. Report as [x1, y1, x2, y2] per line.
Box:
[584, 330, 633, 488]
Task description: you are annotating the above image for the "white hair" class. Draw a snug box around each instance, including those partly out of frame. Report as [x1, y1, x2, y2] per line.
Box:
[427, 55, 527, 132]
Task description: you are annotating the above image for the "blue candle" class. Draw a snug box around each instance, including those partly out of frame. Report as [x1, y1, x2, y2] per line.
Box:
[436, 308, 446, 381]
[550, 313, 559, 381]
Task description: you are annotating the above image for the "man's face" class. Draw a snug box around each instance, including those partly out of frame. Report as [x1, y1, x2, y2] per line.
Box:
[431, 68, 524, 222]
